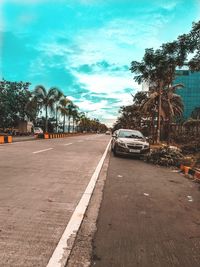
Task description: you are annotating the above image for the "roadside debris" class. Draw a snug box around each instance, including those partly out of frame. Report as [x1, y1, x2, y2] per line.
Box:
[143, 193, 149, 196]
[144, 146, 184, 167]
[187, 196, 193, 202]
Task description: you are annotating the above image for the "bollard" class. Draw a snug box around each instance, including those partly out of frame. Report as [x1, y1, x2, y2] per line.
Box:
[0, 136, 4, 144]
[184, 166, 190, 175]
[44, 133, 49, 139]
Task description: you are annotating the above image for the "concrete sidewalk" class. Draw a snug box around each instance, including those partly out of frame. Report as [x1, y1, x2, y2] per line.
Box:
[91, 155, 200, 267]
[12, 135, 36, 142]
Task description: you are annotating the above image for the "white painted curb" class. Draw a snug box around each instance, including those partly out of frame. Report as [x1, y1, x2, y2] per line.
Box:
[46, 140, 111, 267]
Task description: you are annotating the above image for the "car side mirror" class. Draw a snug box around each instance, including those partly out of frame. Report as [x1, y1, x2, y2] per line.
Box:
[112, 134, 117, 138]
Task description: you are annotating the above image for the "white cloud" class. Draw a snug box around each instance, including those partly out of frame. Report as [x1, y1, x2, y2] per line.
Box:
[69, 65, 141, 125]
[78, 74, 123, 92]
[76, 99, 107, 111]
[161, 1, 178, 10]
[75, 99, 115, 123]
[74, 72, 140, 94]
[69, 15, 168, 69]
[64, 14, 168, 126]
[38, 42, 73, 57]
[69, 70, 140, 125]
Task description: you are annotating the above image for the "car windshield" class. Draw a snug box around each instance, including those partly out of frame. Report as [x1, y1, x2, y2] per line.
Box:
[118, 130, 144, 139]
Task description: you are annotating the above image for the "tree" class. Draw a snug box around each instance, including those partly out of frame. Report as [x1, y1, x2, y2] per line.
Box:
[58, 97, 71, 132]
[187, 21, 200, 71]
[130, 39, 187, 143]
[54, 90, 64, 132]
[71, 108, 79, 132]
[0, 79, 31, 130]
[33, 85, 61, 132]
[130, 48, 170, 142]
[67, 102, 78, 133]
[25, 93, 40, 125]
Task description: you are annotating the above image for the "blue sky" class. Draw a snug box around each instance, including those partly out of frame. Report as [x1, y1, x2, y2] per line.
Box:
[1, 0, 200, 126]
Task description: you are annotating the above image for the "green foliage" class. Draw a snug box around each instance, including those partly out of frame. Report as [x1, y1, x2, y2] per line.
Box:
[33, 85, 63, 132]
[0, 79, 31, 129]
[128, 20, 200, 143]
[78, 113, 107, 132]
[0, 80, 107, 134]
[188, 21, 200, 71]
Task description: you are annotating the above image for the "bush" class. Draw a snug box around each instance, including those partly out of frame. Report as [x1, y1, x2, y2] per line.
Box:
[144, 146, 184, 167]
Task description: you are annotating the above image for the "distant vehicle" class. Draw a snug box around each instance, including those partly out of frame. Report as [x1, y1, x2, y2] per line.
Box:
[105, 131, 111, 135]
[111, 129, 150, 157]
[33, 127, 43, 134]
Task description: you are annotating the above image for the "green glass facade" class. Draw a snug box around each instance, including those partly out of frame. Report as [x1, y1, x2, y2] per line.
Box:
[175, 70, 200, 119]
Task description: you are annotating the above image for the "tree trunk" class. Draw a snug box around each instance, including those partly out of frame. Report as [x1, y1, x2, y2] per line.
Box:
[167, 119, 171, 145]
[72, 118, 75, 133]
[156, 84, 162, 144]
[151, 115, 155, 144]
[63, 115, 65, 133]
[68, 115, 71, 133]
[55, 107, 58, 133]
[45, 105, 48, 133]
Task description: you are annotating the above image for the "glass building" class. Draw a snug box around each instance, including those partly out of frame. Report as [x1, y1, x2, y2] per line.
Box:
[174, 70, 200, 119]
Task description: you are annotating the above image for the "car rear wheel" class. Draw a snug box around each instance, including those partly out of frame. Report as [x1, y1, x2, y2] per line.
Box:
[113, 146, 118, 157]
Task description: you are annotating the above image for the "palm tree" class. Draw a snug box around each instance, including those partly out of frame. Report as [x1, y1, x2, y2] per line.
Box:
[130, 48, 168, 142]
[58, 98, 71, 132]
[67, 102, 78, 133]
[71, 108, 79, 132]
[54, 90, 64, 132]
[79, 112, 88, 132]
[130, 44, 187, 143]
[139, 84, 184, 142]
[33, 85, 60, 132]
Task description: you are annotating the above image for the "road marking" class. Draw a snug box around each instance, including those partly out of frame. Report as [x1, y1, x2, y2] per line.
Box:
[46, 140, 111, 267]
[33, 148, 53, 154]
[64, 143, 73, 146]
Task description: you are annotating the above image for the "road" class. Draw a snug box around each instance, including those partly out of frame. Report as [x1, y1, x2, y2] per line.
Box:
[0, 134, 110, 267]
[91, 154, 200, 267]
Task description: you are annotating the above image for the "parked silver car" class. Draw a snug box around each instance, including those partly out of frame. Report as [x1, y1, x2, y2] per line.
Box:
[111, 129, 150, 157]
[33, 127, 43, 134]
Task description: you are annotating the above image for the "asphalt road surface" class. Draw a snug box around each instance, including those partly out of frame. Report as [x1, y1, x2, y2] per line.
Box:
[92, 154, 200, 267]
[0, 134, 110, 267]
